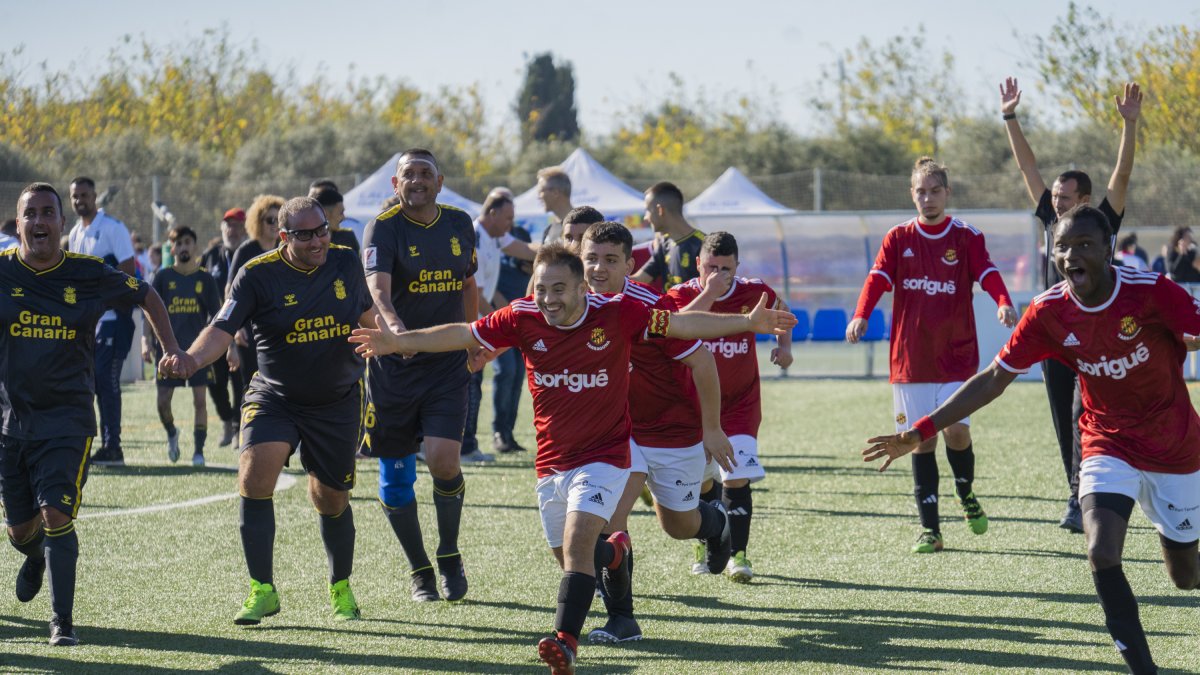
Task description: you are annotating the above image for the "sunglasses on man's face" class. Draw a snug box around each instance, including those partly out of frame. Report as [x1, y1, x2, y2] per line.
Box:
[285, 222, 330, 242]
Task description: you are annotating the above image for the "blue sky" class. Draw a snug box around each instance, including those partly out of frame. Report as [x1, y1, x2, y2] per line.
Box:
[3, 1, 1190, 136]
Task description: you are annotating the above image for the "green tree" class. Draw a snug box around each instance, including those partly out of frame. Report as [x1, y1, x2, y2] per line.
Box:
[515, 53, 580, 147]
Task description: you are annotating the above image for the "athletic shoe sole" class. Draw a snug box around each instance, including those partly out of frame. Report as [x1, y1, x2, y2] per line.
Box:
[537, 637, 576, 675]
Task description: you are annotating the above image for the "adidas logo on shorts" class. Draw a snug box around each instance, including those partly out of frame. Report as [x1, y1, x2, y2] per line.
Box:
[745, 458, 758, 467]
[903, 248, 915, 258]
[921, 494, 938, 504]
[588, 493, 605, 506]
[1179, 518, 1193, 531]
[682, 491, 694, 502]
[533, 339, 548, 352]
[1063, 332, 1080, 347]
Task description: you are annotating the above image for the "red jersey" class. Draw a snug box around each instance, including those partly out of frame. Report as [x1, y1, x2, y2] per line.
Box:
[470, 292, 666, 477]
[621, 278, 704, 448]
[995, 266, 1200, 474]
[867, 216, 1003, 383]
[670, 276, 778, 437]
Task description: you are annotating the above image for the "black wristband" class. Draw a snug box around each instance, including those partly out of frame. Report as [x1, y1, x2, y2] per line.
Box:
[1002, 112, 1016, 121]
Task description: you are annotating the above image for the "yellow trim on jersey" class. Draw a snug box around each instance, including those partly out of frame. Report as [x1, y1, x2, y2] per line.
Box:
[72, 437, 92, 518]
[0, 248, 16, 258]
[376, 203, 404, 222]
[329, 243, 352, 251]
[673, 229, 706, 245]
[278, 251, 317, 275]
[402, 205, 442, 229]
[17, 250, 68, 275]
[242, 250, 282, 271]
[65, 251, 105, 263]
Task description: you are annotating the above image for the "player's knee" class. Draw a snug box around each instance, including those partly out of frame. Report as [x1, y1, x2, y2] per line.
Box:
[724, 478, 749, 489]
[1086, 542, 1122, 571]
[39, 506, 71, 530]
[943, 424, 971, 449]
[7, 517, 41, 543]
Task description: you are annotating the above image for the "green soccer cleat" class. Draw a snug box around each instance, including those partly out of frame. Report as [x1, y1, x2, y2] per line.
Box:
[726, 550, 754, 583]
[960, 492, 989, 535]
[233, 579, 280, 625]
[329, 579, 361, 621]
[690, 541, 709, 575]
[912, 529, 944, 553]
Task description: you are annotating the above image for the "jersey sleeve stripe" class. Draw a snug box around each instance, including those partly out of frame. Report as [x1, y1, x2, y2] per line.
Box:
[993, 356, 1030, 374]
[623, 285, 661, 305]
[469, 324, 496, 351]
[977, 267, 999, 284]
[673, 339, 703, 361]
[869, 269, 893, 287]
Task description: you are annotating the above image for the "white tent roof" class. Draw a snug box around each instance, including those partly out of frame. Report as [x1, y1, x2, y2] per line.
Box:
[343, 153, 482, 222]
[513, 148, 646, 220]
[684, 167, 796, 217]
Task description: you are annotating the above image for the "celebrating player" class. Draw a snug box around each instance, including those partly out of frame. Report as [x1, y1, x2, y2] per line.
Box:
[164, 196, 376, 625]
[349, 243, 795, 675]
[3, 183, 183, 645]
[143, 225, 222, 466]
[669, 231, 793, 583]
[864, 205, 1199, 675]
[847, 157, 1017, 554]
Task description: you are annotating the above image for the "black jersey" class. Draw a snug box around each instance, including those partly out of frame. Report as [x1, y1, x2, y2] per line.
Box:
[152, 267, 221, 350]
[1035, 190, 1124, 289]
[228, 239, 272, 294]
[212, 245, 373, 406]
[331, 228, 360, 254]
[362, 203, 477, 370]
[200, 242, 236, 298]
[636, 229, 705, 291]
[0, 250, 149, 439]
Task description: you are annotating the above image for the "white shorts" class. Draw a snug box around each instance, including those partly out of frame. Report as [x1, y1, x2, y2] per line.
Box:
[534, 462, 629, 548]
[1079, 455, 1200, 544]
[892, 382, 969, 433]
[630, 439, 706, 511]
[701, 435, 766, 484]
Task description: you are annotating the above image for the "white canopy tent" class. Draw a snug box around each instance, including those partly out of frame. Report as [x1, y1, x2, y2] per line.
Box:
[512, 148, 646, 230]
[684, 166, 797, 217]
[343, 153, 483, 223]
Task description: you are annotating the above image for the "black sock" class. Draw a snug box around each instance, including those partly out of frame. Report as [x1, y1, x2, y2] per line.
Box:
[723, 485, 753, 554]
[194, 426, 207, 455]
[1093, 565, 1157, 674]
[694, 499, 727, 540]
[554, 572, 597, 642]
[43, 522, 78, 619]
[602, 545, 635, 619]
[319, 504, 355, 584]
[700, 482, 723, 504]
[9, 528, 45, 559]
[382, 500, 431, 572]
[945, 443, 975, 500]
[162, 420, 177, 437]
[912, 452, 940, 532]
[432, 473, 465, 558]
[239, 496, 275, 585]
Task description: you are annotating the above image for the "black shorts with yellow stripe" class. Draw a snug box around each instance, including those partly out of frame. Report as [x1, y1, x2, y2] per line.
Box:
[363, 356, 469, 458]
[0, 435, 92, 525]
[239, 377, 363, 491]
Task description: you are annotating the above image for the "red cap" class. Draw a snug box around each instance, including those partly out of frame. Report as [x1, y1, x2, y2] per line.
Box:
[223, 208, 246, 222]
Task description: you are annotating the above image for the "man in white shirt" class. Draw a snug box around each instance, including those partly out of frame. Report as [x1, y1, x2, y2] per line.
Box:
[68, 177, 137, 466]
[0, 219, 19, 250]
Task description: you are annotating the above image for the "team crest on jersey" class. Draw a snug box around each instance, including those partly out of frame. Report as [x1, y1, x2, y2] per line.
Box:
[334, 279, 347, 300]
[1117, 316, 1142, 341]
[740, 305, 750, 314]
[450, 237, 462, 257]
[408, 245, 419, 258]
[284, 293, 298, 307]
[195, 280, 204, 294]
[11, 287, 22, 297]
[895, 413, 907, 425]
[63, 286, 77, 305]
[587, 327, 611, 351]
[168, 281, 177, 290]
[681, 252, 690, 269]
[941, 248, 959, 266]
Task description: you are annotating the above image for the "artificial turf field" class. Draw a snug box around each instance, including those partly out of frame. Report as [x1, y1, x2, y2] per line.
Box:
[2, 369, 1198, 674]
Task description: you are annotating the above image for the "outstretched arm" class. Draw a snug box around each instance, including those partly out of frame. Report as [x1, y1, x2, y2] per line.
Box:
[1000, 77, 1048, 206]
[1106, 82, 1142, 216]
[666, 292, 796, 340]
[862, 363, 1018, 471]
[680, 346, 735, 472]
[349, 321, 480, 359]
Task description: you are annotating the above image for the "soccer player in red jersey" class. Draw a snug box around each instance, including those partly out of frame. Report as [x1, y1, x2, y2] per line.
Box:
[669, 231, 793, 583]
[349, 243, 795, 675]
[579, 222, 734, 643]
[848, 157, 1017, 553]
[864, 205, 1200, 675]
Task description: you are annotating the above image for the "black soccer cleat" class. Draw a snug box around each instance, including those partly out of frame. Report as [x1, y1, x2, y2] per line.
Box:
[1060, 497, 1084, 533]
[49, 614, 77, 646]
[15, 555, 46, 603]
[705, 500, 733, 575]
[410, 567, 440, 602]
[89, 445, 125, 467]
[537, 635, 576, 675]
[587, 614, 643, 644]
[600, 531, 631, 601]
[437, 555, 468, 603]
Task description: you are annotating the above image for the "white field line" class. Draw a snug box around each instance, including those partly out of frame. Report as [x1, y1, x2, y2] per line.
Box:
[79, 465, 299, 520]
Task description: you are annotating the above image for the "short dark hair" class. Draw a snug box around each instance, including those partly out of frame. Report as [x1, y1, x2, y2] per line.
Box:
[19, 182, 63, 214]
[278, 196, 326, 231]
[397, 148, 439, 174]
[69, 176, 95, 190]
[646, 181, 685, 215]
[1056, 205, 1112, 242]
[582, 221, 633, 258]
[482, 193, 513, 213]
[310, 178, 339, 192]
[1, 219, 15, 236]
[1117, 234, 1138, 251]
[562, 205, 605, 227]
[701, 231, 739, 259]
[534, 242, 584, 281]
[168, 225, 198, 244]
[313, 188, 343, 208]
[1055, 170, 1092, 198]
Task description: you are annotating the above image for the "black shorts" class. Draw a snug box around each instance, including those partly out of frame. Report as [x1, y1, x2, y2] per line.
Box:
[240, 378, 364, 491]
[364, 356, 469, 458]
[0, 436, 92, 525]
[154, 347, 212, 388]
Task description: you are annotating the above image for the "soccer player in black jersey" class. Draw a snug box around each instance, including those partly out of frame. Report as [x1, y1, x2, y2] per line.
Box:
[361, 149, 479, 603]
[143, 226, 222, 465]
[3, 183, 183, 646]
[632, 182, 705, 292]
[165, 197, 376, 625]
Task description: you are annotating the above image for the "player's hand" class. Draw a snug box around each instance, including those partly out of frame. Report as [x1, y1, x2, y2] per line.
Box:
[771, 347, 793, 370]
[160, 349, 197, 380]
[234, 328, 249, 348]
[1185, 334, 1200, 352]
[1115, 81, 1142, 122]
[746, 293, 796, 335]
[226, 346, 241, 372]
[997, 304, 1018, 328]
[862, 431, 921, 472]
[1000, 77, 1021, 115]
[466, 346, 499, 373]
[704, 427, 736, 473]
[701, 267, 733, 300]
[349, 321, 403, 358]
[845, 317, 867, 344]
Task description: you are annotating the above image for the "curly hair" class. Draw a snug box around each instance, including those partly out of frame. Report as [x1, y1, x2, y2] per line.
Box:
[245, 194, 285, 243]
